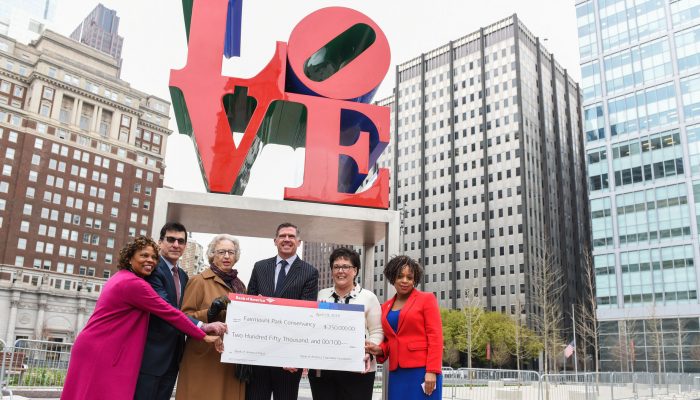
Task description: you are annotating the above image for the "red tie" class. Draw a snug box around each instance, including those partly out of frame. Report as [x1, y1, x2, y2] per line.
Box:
[172, 266, 181, 305]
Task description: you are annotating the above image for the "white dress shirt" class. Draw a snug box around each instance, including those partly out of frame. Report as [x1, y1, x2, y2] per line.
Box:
[317, 284, 383, 372]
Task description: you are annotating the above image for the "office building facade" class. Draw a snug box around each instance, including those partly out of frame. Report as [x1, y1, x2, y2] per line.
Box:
[307, 15, 589, 338]
[69, 4, 123, 72]
[380, 14, 588, 319]
[577, 0, 700, 372]
[302, 244, 367, 290]
[180, 237, 206, 276]
[0, 29, 171, 282]
[0, 28, 170, 342]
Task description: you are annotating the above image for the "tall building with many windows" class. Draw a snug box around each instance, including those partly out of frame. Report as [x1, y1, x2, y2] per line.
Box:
[307, 15, 589, 340]
[69, 4, 123, 73]
[577, 0, 700, 373]
[0, 28, 170, 342]
[0, 29, 171, 282]
[302, 244, 366, 290]
[180, 236, 206, 276]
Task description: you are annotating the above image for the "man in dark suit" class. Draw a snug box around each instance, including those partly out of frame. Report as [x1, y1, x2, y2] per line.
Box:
[134, 222, 226, 400]
[246, 222, 319, 400]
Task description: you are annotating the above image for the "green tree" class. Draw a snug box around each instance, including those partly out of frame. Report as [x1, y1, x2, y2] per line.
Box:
[477, 312, 515, 366]
[471, 311, 543, 368]
[441, 308, 464, 368]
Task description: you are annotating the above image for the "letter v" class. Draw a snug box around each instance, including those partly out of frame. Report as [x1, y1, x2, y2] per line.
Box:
[169, 0, 287, 193]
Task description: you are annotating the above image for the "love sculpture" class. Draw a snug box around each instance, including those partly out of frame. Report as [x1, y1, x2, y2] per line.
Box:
[169, 0, 391, 209]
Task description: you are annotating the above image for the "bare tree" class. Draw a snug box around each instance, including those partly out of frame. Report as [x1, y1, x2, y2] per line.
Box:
[529, 240, 566, 373]
[510, 298, 534, 371]
[460, 288, 484, 369]
[645, 305, 665, 374]
[576, 248, 600, 373]
[510, 302, 543, 371]
[513, 299, 524, 371]
[610, 318, 640, 372]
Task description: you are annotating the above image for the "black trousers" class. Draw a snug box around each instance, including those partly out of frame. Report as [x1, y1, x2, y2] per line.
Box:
[308, 370, 376, 400]
[245, 365, 303, 400]
[133, 362, 178, 400]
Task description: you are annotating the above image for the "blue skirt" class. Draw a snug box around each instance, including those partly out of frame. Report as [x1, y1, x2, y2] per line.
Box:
[388, 367, 442, 400]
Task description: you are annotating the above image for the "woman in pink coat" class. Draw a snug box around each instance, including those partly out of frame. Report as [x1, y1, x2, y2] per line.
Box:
[61, 236, 221, 400]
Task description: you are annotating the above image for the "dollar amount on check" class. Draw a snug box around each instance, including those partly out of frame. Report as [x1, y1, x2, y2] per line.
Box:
[221, 293, 366, 372]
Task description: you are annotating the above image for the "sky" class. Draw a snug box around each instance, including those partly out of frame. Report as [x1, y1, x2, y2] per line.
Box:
[47, 0, 582, 282]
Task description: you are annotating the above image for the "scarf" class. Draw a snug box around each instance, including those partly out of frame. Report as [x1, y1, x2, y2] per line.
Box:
[210, 264, 246, 294]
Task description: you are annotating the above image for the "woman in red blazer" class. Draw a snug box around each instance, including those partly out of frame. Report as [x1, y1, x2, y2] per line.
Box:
[366, 255, 443, 399]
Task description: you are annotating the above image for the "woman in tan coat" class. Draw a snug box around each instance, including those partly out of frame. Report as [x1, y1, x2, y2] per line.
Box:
[176, 234, 247, 400]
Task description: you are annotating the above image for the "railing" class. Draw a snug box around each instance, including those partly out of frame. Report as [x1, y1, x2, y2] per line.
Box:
[2, 341, 700, 400]
[1, 339, 72, 392]
[444, 368, 542, 400]
[297, 369, 700, 399]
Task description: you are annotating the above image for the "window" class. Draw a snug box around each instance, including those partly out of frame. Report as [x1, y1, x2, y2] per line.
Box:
[42, 87, 54, 99]
[86, 81, 99, 94]
[63, 73, 79, 85]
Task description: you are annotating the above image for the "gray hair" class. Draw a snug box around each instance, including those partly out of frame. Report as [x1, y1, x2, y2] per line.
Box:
[207, 234, 241, 265]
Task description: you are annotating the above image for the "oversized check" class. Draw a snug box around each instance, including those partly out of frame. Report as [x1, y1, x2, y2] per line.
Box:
[221, 293, 366, 372]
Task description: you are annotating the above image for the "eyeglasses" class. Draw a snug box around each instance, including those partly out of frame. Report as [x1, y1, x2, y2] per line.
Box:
[215, 249, 237, 256]
[164, 236, 186, 245]
[332, 264, 355, 271]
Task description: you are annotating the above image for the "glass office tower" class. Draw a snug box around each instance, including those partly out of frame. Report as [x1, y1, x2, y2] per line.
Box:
[577, 0, 700, 372]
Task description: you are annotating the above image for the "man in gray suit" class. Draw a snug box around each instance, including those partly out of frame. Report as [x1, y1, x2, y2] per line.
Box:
[246, 222, 319, 400]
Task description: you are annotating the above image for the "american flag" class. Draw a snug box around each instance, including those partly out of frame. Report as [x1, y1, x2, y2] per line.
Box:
[564, 340, 576, 358]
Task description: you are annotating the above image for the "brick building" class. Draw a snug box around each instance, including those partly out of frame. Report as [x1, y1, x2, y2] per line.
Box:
[0, 29, 171, 283]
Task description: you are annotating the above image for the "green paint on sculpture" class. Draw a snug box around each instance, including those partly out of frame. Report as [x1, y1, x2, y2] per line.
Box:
[303, 23, 376, 82]
[229, 100, 307, 195]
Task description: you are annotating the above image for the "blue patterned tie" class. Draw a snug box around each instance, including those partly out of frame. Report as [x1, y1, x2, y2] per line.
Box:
[275, 260, 288, 295]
